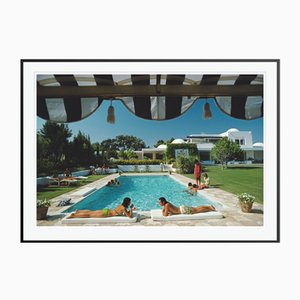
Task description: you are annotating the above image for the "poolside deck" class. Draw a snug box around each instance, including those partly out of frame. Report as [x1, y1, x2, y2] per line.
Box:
[37, 173, 263, 226]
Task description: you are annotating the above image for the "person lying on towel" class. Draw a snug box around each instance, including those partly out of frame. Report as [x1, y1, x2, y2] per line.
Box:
[68, 197, 137, 218]
[158, 197, 215, 216]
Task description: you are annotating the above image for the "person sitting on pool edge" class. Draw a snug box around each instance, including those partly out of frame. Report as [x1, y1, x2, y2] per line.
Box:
[68, 197, 137, 218]
[199, 172, 210, 189]
[158, 197, 215, 216]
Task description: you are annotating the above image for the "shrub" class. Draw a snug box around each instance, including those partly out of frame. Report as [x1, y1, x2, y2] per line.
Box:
[237, 193, 255, 204]
[176, 155, 198, 174]
[115, 159, 163, 165]
[37, 158, 57, 177]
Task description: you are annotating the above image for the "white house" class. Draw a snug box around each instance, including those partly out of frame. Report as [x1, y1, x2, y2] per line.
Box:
[186, 128, 263, 164]
[135, 128, 263, 164]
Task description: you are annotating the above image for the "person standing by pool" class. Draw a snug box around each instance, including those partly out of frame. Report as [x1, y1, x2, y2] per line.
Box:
[158, 197, 215, 216]
[194, 159, 202, 186]
[68, 197, 137, 218]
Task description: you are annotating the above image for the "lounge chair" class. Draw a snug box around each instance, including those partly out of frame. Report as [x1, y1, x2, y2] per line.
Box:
[61, 212, 139, 225]
[74, 176, 88, 180]
[49, 177, 60, 186]
[150, 209, 223, 221]
[60, 178, 78, 186]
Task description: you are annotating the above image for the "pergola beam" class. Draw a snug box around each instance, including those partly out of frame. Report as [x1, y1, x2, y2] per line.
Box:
[38, 84, 263, 98]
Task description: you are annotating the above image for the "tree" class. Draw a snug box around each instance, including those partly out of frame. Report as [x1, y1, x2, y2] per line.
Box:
[37, 134, 49, 160]
[37, 134, 56, 176]
[70, 131, 95, 166]
[92, 142, 103, 165]
[92, 142, 101, 156]
[211, 137, 244, 169]
[154, 139, 165, 148]
[115, 135, 146, 151]
[166, 137, 175, 144]
[176, 155, 199, 174]
[99, 138, 119, 161]
[38, 121, 72, 172]
[118, 149, 138, 160]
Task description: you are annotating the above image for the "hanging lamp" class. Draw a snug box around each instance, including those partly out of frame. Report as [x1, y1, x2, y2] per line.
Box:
[203, 99, 212, 120]
[107, 99, 115, 124]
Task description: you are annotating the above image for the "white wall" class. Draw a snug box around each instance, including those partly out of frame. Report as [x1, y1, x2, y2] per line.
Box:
[227, 131, 253, 147]
[117, 165, 164, 172]
[95, 168, 118, 174]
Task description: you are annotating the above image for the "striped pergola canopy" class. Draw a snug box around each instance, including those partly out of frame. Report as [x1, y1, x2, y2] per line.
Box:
[37, 74, 263, 122]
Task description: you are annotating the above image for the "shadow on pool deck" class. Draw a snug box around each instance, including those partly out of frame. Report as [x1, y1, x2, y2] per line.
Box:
[209, 184, 224, 188]
[250, 208, 264, 214]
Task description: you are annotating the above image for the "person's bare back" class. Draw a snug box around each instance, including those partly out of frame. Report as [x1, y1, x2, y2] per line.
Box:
[163, 202, 180, 216]
[159, 197, 215, 216]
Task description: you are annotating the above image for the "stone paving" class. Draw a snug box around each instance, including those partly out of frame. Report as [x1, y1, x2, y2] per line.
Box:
[37, 173, 263, 226]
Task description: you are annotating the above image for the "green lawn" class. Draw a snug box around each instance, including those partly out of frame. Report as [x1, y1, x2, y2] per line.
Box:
[184, 165, 263, 203]
[37, 175, 109, 200]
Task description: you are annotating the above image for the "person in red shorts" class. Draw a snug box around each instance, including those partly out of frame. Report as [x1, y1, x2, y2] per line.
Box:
[194, 159, 202, 186]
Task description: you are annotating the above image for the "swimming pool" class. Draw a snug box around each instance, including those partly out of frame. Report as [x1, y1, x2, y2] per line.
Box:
[64, 175, 218, 212]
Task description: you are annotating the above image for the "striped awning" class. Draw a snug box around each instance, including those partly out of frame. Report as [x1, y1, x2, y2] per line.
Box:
[37, 74, 263, 122]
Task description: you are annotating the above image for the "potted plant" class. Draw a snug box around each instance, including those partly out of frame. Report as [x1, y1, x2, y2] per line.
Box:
[237, 193, 255, 213]
[37, 198, 51, 220]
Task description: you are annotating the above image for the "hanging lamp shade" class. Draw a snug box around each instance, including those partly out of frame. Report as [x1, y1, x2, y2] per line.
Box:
[203, 101, 212, 120]
[107, 100, 115, 124]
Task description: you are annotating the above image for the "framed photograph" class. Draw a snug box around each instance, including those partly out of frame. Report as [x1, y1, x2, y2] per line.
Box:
[21, 59, 279, 242]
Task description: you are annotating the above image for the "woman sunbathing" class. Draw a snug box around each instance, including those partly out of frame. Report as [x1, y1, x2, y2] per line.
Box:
[158, 197, 215, 216]
[68, 197, 137, 218]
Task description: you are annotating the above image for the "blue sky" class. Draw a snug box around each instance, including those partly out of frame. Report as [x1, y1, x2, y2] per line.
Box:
[37, 98, 263, 147]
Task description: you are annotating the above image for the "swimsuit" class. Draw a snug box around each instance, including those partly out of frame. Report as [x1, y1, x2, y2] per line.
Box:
[194, 163, 201, 179]
[102, 208, 110, 217]
[204, 178, 210, 186]
[179, 205, 193, 214]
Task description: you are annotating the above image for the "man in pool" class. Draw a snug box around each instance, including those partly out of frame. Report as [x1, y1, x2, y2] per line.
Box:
[158, 197, 215, 216]
[182, 182, 193, 192]
[68, 197, 137, 218]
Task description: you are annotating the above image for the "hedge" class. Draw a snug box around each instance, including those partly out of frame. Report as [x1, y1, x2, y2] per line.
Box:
[115, 159, 163, 165]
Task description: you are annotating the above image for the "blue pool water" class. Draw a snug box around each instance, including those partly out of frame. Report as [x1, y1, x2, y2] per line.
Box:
[64, 175, 218, 212]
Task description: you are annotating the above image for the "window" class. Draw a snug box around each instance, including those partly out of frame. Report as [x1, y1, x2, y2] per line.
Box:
[199, 151, 210, 161]
[234, 139, 245, 145]
[156, 153, 163, 160]
[143, 153, 152, 159]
